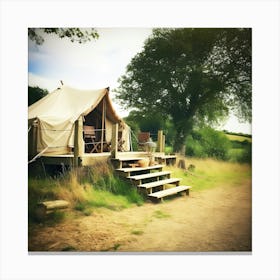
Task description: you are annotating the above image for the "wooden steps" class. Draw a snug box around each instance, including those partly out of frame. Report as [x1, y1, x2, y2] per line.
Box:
[138, 178, 181, 194]
[128, 171, 171, 184]
[116, 164, 164, 177]
[148, 186, 192, 202]
[112, 155, 191, 203]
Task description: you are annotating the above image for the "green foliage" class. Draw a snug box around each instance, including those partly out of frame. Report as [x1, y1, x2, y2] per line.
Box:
[186, 127, 231, 160]
[228, 140, 251, 163]
[116, 28, 251, 151]
[28, 28, 99, 45]
[185, 128, 251, 163]
[81, 164, 144, 205]
[124, 110, 176, 146]
[28, 86, 48, 106]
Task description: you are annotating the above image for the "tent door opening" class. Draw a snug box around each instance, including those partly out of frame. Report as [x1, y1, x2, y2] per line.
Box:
[83, 98, 109, 153]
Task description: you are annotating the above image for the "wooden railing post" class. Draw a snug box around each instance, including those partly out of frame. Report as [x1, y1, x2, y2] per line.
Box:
[157, 130, 163, 153]
[74, 116, 84, 167]
[162, 134, 165, 153]
[101, 98, 105, 153]
[111, 123, 118, 159]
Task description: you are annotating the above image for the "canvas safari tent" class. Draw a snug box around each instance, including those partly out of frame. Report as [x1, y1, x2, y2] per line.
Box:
[28, 85, 131, 159]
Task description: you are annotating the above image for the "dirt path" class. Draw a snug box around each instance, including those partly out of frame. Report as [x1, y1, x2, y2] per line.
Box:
[29, 181, 251, 252]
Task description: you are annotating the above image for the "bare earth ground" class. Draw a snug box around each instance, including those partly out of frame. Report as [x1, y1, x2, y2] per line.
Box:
[29, 180, 251, 252]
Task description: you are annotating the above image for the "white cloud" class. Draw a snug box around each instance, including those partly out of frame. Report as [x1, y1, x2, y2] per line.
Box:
[28, 73, 59, 92]
[28, 28, 152, 90]
[218, 114, 251, 134]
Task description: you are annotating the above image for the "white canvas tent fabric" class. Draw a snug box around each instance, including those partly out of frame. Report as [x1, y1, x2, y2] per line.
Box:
[28, 85, 130, 155]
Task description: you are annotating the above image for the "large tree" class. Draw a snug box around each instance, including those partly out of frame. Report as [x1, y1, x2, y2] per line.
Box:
[28, 28, 99, 45]
[116, 28, 251, 151]
[28, 86, 48, 106]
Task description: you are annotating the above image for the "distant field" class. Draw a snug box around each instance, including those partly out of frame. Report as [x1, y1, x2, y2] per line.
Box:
[226, 134, 252, 143]
[167, 157, 251, 192]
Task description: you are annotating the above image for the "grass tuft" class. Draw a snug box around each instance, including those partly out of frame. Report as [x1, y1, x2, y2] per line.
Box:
[153, 210, 171, 219]
[131, 229, 144, 235]
[29, 161, 144, 224]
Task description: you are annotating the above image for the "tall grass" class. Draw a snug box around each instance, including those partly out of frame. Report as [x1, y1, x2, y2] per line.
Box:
[167, 157, 251, 192]
[28, 161, 143, 223]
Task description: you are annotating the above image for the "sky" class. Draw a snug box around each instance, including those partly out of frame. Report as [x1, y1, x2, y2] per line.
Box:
[28, 28, 251, 135]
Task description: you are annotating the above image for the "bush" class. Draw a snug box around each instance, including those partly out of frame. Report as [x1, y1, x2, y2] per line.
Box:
[186, 127, 231, 160]
[228, 141, 251, 163]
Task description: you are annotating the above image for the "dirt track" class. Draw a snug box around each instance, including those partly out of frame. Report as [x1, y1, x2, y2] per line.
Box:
[29, 180, 251, 252]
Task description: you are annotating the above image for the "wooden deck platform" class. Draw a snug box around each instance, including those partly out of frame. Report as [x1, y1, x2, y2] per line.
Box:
[40, 151, 162, 167]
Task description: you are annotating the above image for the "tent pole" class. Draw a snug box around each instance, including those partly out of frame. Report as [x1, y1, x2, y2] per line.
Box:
[111, 123, 118, 159]
[101, 98, 105, 153]
[74, 116, 84, 167]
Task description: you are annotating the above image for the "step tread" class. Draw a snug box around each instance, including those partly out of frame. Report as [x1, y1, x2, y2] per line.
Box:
[138, 178, 181, 189]
[112, 157, 146, 162]
[116, 164, 164, 173]
[149, 185, 192, 198]
[155, 155, 177, 159]
[128, 171, 171, 181]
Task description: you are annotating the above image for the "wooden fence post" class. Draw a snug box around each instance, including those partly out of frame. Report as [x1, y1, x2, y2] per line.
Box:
[162, 134, 165, 153]
[111, 123, 118, 159]
[74, 116, 84, 167]
[157, 130, 163, 152]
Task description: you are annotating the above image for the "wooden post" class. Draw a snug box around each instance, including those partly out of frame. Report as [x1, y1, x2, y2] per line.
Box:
[101, 98, 105, 153]
[111, 123, 118, 159]
[74, 116, 84, 167]
[157, 130, 163, 153]
[162, 134, 165, 153]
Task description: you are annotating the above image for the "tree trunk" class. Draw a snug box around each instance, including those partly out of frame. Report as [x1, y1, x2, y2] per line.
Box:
[174, 132, 186, 152]
[173, 121, 192, 153]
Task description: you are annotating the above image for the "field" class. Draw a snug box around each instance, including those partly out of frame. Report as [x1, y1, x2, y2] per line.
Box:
[226, 133, 252, 143]
[28, 158, 251, 252]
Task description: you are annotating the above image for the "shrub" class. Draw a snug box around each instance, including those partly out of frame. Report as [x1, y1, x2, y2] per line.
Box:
[186, 127, 231, 160]
[229, 143, 251, 163]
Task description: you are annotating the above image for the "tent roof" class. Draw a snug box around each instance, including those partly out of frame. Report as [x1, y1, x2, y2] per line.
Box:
[28, 85, 121, 124]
